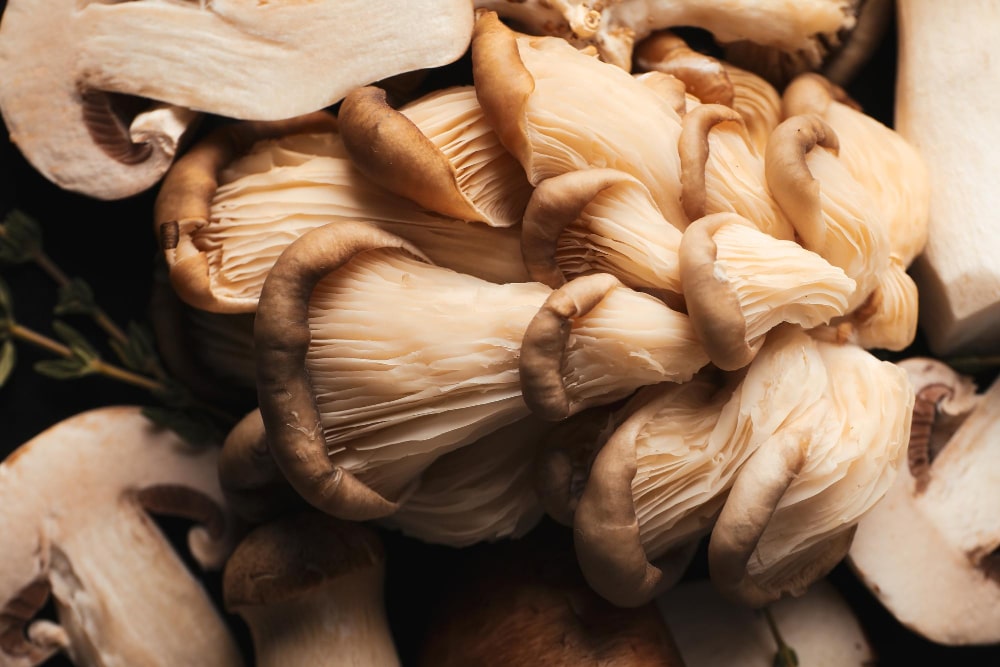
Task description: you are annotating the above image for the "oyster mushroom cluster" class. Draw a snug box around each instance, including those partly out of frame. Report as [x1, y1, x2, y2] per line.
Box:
[144, 9, 928, 616]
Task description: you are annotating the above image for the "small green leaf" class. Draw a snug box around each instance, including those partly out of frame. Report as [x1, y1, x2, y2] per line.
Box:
[0, 340, 16, 387]
[55, 278, 97, 316]
[110, 321, 158, 372]
[34, 357, 92, 380]
[0, 209, 43, 265]
[142, 406, 221, 446]
[52, 321, 99, 364]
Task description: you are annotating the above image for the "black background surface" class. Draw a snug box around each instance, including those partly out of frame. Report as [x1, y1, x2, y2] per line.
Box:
[2, 7, 1000, 667]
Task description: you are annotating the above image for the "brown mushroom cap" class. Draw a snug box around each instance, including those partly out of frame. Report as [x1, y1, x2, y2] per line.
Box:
[634, 31, 735, 107]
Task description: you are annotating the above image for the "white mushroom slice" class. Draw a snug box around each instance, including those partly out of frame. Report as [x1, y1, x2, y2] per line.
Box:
[657, 579, 874, 666]
[254, 221, 708, 520]
[782, 72, 931, 266]
[156, 115, 528, 314]
[474, 0, 858, 75]
[0, 0, 474, 198]
[0, 407, 242, 667]
[471, 12, 689, 228]
[521, 169, 684, 301]
[708, 325, 913, 607]
[339, 85, 533, 228]
[680, 213, 855, 370]
[381, 417, 551, 547]
[849, 359, 1000, 645]
[765, 114, 891, 312]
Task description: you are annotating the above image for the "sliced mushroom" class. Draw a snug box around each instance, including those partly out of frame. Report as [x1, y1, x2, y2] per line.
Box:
[156, 113, 529, 313]
[254, 221, 708, 520]
[679, 212, 855, 370]
[224, 510, 400, 667]
[0, 407, 243, 667]
[707, 325, 913, 607]
[657, 578, 875, 666]
[380, 417, 552, 547]
[470, 11, 689, 228]
[338, 85, 534, 227]
[848, 358, 1000, 645]
[417, 529, 686, 666]
[520, 168, 684, 301]
[0, 0, 474, 198]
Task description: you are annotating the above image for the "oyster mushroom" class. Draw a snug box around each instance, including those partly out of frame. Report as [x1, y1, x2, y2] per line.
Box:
[470, 11, 689, 228]
[254, 220, 708, 520]
[224, 510, 400, 667]
[338, 85, 534, 228]
[679, 212, 855, 370]
[0, 407, 242, 667]
[657, 578, 875, 666]
[0, 0, 474, 198]
[707, 325, 913, 607]
[156, 112, 529, 314]
[848, 358, 1000, 645]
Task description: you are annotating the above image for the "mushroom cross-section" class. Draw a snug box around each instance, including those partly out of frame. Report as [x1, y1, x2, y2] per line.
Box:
[0, 0, 474, 198]
[0, 406, 243, 667]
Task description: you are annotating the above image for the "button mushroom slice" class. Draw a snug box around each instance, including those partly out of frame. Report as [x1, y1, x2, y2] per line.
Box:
[679, 212, 855, 370]
[338, 85, 533, 228]
[848, 358, 1000, 645]
[657, 578, 875, 666]
[380, 416, 552, 548]
[255, 220, 708, 520]
[521, 168, 684, 302]
[765, 113, 891, 312]
[0, 0, 474, 198]
[416, 532, 686, 666]
[470, 11, 689, 228]
[223, 510, 400, 667]
[0, 406, 243, 667]
[707, 325, 913, 607]
[680, 104, 796, 239]
[573, 371, 752, 607]
[474, 0, 860, 78]
[156, 113, 529, 314]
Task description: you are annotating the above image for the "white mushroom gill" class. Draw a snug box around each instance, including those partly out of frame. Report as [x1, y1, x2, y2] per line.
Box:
[726, 64, 783, 155]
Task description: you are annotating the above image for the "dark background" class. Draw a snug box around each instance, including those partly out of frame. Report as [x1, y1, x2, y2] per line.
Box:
[2, 6, 1000, 667]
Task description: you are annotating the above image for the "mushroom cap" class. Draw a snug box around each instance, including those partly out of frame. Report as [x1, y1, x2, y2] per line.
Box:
[223, 510, 384, 609]
[848, 360, 1000, 645]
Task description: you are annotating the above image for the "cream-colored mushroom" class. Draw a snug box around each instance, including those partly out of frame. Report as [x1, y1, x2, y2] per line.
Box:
[657, 579, 875, 666]
[680, 212, 855, 370]
[224, 511, 400, 667]
[849, 358, 1000, 645]
[253, 221, 708, 520]
[0, 0, 473, 198]
[338, 85, 533, 228]
[708, 325, 913, 607]
[155, 112, 529, 314]
[470, 11, 689, 228]
[0, 407, 242, 667]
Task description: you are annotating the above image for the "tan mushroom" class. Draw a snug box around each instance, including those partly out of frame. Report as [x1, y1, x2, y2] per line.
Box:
[0, 0, 474, 198]
[338, 85, 534, 227]
[156, 112, 529, 314]
[657, 578, 875, 666]
[224, 510, 400, 667]
[679, 212, 855, 370]
[254, 220, 708, 520]
[0, 407, 243, 667]
[707, 325, 913, 607]
[848, 358, 1000, 645]
[470, 11, 689, 228]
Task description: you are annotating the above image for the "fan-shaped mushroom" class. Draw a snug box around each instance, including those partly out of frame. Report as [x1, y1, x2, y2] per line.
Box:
[0, 407, 242, 667]
[156, 112, 529, 314]
[708, 325, 912, 607]
[224, 510, 400, 667]
[338, 85, 533, 228]
[254, 220, 708, 520]
[0, 0, 474, 198]
[848, 358, 1000, 645]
